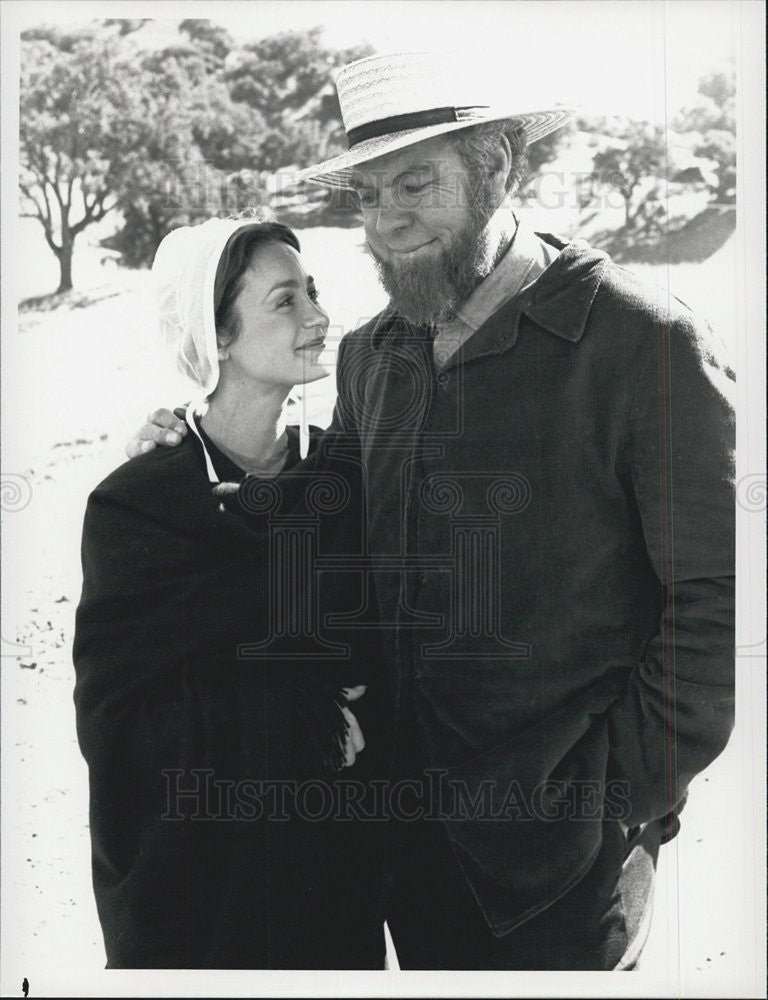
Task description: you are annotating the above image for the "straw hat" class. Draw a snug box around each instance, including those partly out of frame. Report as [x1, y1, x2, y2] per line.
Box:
[299, 51, 574, 189]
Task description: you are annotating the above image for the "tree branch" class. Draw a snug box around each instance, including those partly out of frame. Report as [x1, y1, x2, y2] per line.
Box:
[70, 215, 90, 238]
[44, 229, 63, 257]
[19, 185, 47, 225]
[94, 190, 116, 217]
[72, 184, 117, 236]
[47, 169, 66, 213]
[39, 180, 56, 233]
[22, 171, 58, 238]
[19, 188, 61, 255]
[71, 199, 110, 236]
[29, 144, 50, 182]
[24, 152, 50, 193]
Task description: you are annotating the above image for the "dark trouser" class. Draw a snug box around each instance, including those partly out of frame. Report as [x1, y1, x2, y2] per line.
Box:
[384, 810, 660, 970]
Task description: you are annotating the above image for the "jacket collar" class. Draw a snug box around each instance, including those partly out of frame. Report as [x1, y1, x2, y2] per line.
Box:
[368, 235, 609, 353]
[370, 303, 404, 349]
[521, 236, 609, 343]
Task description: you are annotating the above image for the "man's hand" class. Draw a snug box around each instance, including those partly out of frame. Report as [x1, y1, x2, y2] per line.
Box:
[125, 408, 187, 458]
[340, 684, 367, 767]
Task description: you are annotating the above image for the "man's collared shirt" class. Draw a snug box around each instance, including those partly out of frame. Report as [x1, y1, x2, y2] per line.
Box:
[432, 215, 561, 369]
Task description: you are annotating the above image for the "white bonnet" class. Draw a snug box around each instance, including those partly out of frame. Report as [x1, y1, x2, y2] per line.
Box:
[151, 217, 258, 401]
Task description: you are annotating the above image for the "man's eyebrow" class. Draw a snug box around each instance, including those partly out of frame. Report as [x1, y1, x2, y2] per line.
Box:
[353, 163, 436, 189]
[395, 163, 436, 180]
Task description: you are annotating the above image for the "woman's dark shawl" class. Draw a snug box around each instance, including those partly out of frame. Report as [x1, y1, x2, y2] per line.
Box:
[73, 431, 376, 967]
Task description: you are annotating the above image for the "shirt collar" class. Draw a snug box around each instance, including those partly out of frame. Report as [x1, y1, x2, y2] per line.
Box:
[451, 214, 549, 332]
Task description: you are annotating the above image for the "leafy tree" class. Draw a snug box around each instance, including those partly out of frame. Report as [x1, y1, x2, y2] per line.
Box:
[102, 19, 149, 37]
[19, 27, 138, 291]
[179, 19, 234, 66]
[224, 29, 373, 169]
[109, 26, 373, 258]
[19, 20, 376, 283]
[106, 44, 267, 267]
[226, 28, 335, 124]
[590, 119, 669, 228]
[675, 66, 736, 203]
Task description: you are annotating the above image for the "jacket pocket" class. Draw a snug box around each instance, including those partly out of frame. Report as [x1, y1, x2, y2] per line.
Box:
[434, 673, 627, 934]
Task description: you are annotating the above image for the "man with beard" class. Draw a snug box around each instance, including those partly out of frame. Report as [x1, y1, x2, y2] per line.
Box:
[132, 52, 736, 970]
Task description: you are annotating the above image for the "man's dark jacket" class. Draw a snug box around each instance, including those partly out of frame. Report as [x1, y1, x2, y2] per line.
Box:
[327, 235, 736, 935]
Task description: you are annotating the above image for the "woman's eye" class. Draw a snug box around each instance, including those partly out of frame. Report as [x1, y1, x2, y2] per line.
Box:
[358, 190, 377, 208]
[308, 287, 320, 302]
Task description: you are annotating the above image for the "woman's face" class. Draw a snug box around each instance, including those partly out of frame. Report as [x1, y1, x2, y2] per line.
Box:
[224, 240, 330, 389]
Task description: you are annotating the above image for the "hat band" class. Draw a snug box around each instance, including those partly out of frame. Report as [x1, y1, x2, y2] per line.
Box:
[346, 105, 490, 148]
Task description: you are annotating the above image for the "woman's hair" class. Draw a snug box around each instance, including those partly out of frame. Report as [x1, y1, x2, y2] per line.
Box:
[213, 222, 301, 348]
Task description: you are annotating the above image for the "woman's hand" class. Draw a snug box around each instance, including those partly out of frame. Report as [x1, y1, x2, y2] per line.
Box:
[126, 407, 187, 458]
[340, 685, 367, 767]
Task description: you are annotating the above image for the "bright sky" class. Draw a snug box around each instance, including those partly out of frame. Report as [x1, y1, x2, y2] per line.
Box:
[5, 0, 743, 119]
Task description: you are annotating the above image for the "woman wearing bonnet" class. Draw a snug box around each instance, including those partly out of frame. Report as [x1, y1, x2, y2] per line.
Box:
[72, 218, 386, 969]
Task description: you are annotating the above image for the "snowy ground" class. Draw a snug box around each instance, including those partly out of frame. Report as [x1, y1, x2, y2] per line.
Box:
[0, 221, 763, 997]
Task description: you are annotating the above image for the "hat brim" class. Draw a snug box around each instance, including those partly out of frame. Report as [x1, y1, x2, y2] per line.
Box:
[298, 108, 574, 189]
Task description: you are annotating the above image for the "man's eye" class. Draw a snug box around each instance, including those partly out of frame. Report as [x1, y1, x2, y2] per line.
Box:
[358, 190, 377, 208]
[277, 295, 294, 308]
[403, 182, 428, 195]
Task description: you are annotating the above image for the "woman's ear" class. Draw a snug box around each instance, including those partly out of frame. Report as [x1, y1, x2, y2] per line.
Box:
[216, 331, 231, 361]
